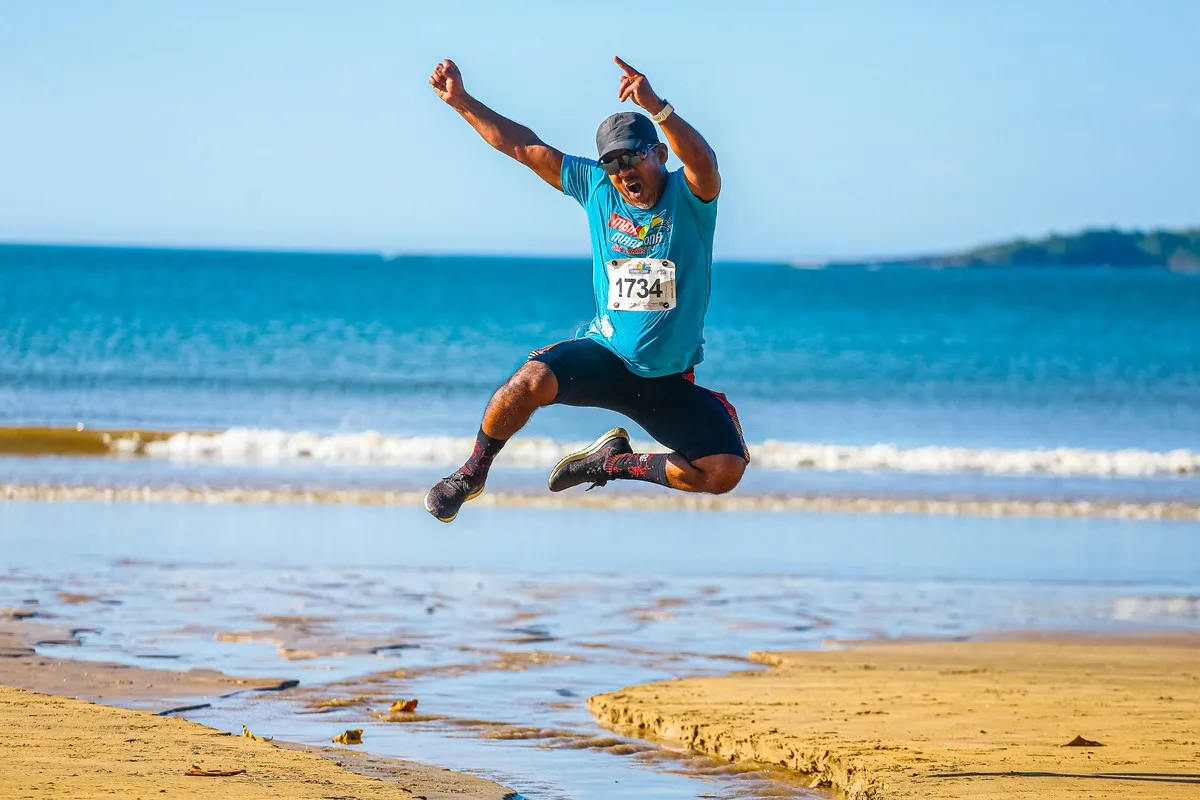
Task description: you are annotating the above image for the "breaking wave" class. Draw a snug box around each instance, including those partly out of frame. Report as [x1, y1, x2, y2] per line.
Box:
[752, 441, 1199, 478]
[140, 430, 1200, 478]
[2, 426, 1197, 478]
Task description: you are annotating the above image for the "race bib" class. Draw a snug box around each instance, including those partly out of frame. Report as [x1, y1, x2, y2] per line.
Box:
[606, 258, 676, 312]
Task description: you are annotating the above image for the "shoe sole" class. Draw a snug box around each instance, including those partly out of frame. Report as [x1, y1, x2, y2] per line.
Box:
[547, 427, 630, 492]
[424, 484, 484, 524]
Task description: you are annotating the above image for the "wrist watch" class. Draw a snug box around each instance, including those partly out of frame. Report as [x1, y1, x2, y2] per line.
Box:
[651, 100, 674, 123]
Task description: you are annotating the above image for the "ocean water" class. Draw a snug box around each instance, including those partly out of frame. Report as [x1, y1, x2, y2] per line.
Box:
[1, 243, 1199, 504]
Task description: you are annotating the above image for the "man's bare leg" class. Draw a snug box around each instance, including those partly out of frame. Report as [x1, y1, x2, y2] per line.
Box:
[479, 361, 558, 440]
[424, 362, 558, 523]
[662, 453, 746, 494]
[548, 435, 746, 495]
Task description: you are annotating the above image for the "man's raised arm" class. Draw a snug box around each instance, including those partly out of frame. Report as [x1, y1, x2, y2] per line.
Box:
[430, 59, 564, 191]
[614, 57, 720, 202]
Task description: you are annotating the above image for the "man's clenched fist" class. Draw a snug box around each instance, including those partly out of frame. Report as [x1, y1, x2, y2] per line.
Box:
[429, 59, 467, 107]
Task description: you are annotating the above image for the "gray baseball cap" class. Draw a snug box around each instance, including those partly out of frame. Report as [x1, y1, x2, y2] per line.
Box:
[595, 112, 659, 160]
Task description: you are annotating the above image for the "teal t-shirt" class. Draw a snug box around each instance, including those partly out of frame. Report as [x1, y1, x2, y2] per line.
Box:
[561, 155, 718, 378]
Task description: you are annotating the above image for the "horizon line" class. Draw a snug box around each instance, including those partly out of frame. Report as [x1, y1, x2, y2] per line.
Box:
[0, 239, 819, 264]
[3, 224, 1194, 266]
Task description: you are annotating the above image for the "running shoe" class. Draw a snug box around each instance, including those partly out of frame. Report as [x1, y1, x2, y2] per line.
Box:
[424, 470, 485, 523]
[547, 427, 632, 492]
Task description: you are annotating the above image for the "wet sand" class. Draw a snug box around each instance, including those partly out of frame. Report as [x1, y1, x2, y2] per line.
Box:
[589, 633, 1200, 799]
[0, 620, 515, 800]
[0, 615, 302, 714]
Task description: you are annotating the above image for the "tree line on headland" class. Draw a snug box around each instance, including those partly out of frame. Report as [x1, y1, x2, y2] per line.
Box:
[834, 227, 1200, 269]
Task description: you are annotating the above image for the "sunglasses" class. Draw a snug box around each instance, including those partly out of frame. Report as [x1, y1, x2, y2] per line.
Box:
[600, 145, 653, 175]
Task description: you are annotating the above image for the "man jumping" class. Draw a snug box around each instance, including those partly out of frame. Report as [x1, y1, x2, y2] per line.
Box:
[424, 56, 748, 523]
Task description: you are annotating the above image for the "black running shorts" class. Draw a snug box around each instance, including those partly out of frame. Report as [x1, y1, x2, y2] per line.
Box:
[529, 338, 749, 464]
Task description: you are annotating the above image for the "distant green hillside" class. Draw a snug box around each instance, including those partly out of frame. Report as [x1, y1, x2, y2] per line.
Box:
[912, 227, 1200, 269]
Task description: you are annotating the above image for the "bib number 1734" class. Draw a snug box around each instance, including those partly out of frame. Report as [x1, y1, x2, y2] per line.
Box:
[607, 258, 676, 312]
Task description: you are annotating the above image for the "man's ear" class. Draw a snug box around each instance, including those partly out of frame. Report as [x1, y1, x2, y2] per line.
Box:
[655, 142, 669, 165]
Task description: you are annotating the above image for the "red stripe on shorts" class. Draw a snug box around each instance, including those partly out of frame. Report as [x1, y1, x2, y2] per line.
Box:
[684, 370, 750, 463]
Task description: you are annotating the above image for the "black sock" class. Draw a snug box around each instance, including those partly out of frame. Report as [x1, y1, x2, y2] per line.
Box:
[462, 428, 507, 478]
[604, 453, 671, 487]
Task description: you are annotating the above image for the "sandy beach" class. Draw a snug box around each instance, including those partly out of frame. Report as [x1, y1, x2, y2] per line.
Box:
[0, 618, 515, 800]
[0, 686, 516, 799]
[589, 633, 1200, 799]
[5, 502, 1199, 796]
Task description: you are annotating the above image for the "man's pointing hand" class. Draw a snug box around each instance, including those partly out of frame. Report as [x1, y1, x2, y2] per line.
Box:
[615, 57, 665, 116]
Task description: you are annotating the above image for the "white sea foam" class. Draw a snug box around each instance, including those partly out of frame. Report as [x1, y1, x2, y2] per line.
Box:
[130, 428, 1200, 478]
[1112, 595, 1200, 621]
[751, 441, 1199, 477]
[139, 429, 586, 467]
[4, 483, 1200, 521]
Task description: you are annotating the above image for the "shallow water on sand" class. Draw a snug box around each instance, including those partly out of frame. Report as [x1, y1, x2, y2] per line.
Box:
[3, 503, 1200, 798]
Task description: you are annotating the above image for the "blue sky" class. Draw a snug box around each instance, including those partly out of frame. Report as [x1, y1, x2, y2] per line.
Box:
[2, 1, 1197, 260]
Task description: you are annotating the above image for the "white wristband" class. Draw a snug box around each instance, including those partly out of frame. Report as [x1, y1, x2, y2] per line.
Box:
[651, 102, 674, 124]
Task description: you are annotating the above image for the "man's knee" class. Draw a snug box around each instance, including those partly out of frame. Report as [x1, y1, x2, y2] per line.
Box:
[695, 454, 746, 495]
[504, 361, 558, 405]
